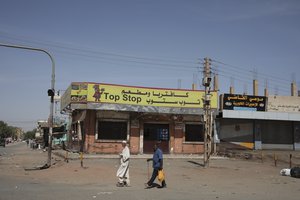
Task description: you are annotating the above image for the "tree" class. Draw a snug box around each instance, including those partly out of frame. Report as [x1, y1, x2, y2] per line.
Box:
[0, 121, 18, 139]
[23, 129, 36, 140]
[0, 121, 9, 138]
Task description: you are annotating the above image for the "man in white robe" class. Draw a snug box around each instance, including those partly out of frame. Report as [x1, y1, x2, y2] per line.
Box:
[116, 140, 130, 187]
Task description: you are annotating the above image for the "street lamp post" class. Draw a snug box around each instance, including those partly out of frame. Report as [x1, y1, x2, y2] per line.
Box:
[0, 43, 55, 167]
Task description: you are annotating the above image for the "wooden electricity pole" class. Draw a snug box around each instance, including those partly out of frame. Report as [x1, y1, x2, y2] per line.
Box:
[203, 57, 212, 167]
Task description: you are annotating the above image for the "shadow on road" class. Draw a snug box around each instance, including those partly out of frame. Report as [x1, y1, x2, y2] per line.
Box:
[187, 160, 204, 167]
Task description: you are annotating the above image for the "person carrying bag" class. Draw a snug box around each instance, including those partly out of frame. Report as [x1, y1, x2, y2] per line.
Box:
[145, 142, 167, 188]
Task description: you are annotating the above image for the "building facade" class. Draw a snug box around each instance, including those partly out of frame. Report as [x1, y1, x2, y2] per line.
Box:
[217, 93, 300, 150]
[61, 82, 218, 154]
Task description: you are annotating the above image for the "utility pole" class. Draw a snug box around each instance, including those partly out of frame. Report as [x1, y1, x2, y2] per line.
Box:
[0, 43, 55, 168]
[202, 57, 212, 167]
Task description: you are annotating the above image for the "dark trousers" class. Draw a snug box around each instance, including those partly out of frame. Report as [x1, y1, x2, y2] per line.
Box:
[147, 168, 166, 186]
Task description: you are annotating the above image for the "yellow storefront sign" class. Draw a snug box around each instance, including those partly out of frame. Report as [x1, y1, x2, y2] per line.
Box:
[69, 82, 217, 109]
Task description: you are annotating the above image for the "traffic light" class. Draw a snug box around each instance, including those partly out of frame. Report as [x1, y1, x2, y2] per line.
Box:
[48, 89, 55, 96]
[48, 89, 55, 103]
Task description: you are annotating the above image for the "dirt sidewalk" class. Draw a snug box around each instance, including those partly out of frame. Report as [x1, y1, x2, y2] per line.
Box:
[1, 142, 300, 200]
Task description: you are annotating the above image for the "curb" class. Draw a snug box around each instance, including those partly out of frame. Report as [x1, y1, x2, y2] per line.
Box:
[52, 150, 228, 160]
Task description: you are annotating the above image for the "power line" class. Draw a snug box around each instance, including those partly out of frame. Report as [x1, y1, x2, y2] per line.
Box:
[0, 30, 198, 65]
[213, 71, 291, 94]
[0, 31, 297, 95]
[0, 32, 203, 76]
[210, 59, 294, 94]
[55, 48, 199, 70]
[211, 59, 292, 83]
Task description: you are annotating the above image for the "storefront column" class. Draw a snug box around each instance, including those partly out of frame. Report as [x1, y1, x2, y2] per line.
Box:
[294, 123, 300, 150]
[254, 121, 262, 150]
[129, 119, 140, 154]
[139, 124, 144, 154]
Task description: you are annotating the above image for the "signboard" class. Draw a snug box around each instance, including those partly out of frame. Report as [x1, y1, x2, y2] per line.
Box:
[65, 82, 218, 109]
[223, 93, 266, 111]
[268, 95, 300, 112]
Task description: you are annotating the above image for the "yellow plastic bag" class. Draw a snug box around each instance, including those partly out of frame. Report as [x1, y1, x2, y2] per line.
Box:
[158, 169, 165, 182]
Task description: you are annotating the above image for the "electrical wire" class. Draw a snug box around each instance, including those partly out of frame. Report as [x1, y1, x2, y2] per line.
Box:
[0, 31, 297, 95]
[210, 59, 294, 94]
[211, 59, 292, 84]
[0, 30, 198, 66]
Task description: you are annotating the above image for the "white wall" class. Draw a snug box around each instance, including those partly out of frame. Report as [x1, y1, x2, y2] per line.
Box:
[268, 95, 300, 113]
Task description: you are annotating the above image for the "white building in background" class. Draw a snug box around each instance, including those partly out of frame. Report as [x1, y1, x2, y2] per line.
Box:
[217, 81, 300, 151]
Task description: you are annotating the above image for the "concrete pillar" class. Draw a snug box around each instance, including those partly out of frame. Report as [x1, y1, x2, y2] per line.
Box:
[254, 121, 262, 150]
[219, 94, 224, 110]
[264, 88, 269, 97]
[253, 79, 258, 96]
[192, 83, 196, 90]
[229, 86, 234, 94]
[243, 83, 248, 95]
[214, 75, 219, 91]
[291, 82, 297, 96]
[139, 122, 144, 154]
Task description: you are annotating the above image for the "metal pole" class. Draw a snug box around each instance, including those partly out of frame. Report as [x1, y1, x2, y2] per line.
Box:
[0, 43, 55, 167]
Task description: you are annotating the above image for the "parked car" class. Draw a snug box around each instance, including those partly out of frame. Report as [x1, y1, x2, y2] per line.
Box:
[0, 138, 5, 147]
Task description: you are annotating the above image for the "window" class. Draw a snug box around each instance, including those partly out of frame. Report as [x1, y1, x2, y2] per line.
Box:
[144, 123, 169, 141]
[185, 124, 204, 142]
[97, 121, 127, 140]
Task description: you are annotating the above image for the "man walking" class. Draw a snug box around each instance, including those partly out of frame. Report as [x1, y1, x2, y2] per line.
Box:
[145, 142, 167, 188]
[116, 140, 130, 187]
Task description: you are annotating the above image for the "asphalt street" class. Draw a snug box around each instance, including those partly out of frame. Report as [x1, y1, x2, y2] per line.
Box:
[0, 142, 299, 200]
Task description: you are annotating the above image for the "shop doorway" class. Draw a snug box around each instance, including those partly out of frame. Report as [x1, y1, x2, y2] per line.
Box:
[143, 123, 169, 154]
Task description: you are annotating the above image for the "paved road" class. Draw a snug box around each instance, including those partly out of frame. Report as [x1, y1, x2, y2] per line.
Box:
[1, 142, 299, 200]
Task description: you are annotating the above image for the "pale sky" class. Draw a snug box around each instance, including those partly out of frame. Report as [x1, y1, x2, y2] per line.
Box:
[0, 0, 299, 131]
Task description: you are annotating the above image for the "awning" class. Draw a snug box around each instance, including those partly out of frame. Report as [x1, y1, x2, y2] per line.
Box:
[222, 110, 300, 121]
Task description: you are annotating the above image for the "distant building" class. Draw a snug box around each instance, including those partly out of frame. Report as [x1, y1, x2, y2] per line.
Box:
[15, 128, 23, 141]
[36, 120, 49, 148]
[36, 120, 67, 148]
